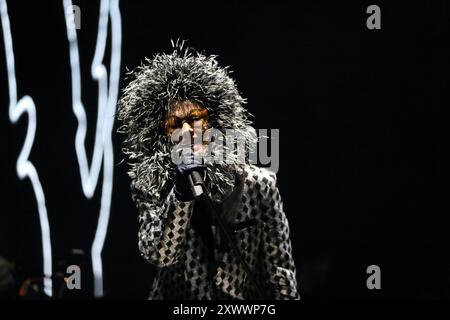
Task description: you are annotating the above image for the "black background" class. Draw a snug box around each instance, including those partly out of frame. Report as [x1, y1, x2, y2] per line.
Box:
[1, 0, 450, 299]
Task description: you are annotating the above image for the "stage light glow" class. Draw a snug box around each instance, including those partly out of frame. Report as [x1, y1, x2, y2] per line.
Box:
[63, 0, 122, 297]
[1, 0, 53, 297]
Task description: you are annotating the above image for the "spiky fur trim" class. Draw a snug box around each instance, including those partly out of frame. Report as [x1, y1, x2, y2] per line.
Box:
[117, 40, 257, 203]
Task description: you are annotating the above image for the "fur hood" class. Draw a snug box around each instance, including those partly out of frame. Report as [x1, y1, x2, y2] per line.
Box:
[117, 40, 256, 203]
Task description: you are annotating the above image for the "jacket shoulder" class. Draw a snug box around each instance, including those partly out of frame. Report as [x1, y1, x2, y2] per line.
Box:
[242, 165, 278, 197]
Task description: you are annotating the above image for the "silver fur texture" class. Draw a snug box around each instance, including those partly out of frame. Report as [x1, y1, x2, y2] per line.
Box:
[117, 40, 257, 203]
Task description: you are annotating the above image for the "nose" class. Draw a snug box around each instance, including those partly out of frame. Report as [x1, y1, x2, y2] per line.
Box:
[181, 121, 194, 134]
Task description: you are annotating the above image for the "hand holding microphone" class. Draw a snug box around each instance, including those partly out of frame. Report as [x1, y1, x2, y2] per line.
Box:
[173, 154, 207, 202]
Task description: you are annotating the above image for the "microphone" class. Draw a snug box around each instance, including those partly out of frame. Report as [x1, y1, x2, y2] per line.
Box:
[177, 153, 206, 199]
[188, 170, 205, 198]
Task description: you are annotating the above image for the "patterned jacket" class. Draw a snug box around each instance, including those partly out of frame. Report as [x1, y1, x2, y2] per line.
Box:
[132, 165, 300, 300]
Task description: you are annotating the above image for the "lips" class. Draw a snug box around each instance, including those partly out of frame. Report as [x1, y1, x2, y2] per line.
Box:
[192, 143, 207, 154]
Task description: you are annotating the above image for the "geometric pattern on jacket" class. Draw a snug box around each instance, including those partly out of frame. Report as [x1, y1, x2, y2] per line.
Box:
[132, 165, 300, 300]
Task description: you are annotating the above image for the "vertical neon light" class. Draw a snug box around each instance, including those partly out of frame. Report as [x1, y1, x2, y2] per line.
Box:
[63, 0, 122, 297]
[1, 0, 53, 297]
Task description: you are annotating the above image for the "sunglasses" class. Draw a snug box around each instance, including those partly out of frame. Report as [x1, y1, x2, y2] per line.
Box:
[165, 108, 209, 133]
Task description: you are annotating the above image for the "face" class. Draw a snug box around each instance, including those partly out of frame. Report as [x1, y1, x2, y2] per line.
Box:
[165, 101, 209, 155]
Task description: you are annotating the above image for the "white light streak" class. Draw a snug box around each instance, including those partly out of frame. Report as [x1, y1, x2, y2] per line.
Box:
[63, 0, 122, 297]
[1, 0, 53, 297]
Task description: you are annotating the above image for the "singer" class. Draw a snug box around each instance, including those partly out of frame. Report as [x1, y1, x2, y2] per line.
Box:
[117, 41, 300, 300]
